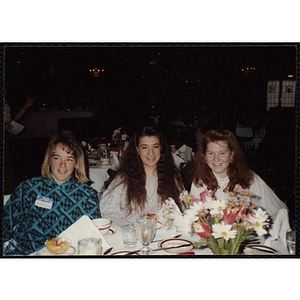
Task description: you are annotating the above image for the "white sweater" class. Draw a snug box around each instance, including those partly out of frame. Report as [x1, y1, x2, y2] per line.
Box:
[190, 172, 288, 217]
[100, 175, 161, 222]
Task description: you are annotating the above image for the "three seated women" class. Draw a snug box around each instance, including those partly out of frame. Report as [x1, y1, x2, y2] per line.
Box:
[3, 127, 289, 255]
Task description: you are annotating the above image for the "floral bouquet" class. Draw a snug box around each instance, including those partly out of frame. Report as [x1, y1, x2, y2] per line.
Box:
[111, 127, 129, 157]
[162, 185, 271, 255]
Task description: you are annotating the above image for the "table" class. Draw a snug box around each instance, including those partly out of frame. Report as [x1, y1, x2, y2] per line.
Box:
[101, 216, 214, 256]
[88, 154, 119, 193]
[34, 214, 290, 256]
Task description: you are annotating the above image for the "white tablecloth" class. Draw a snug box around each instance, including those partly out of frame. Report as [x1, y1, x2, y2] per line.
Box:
[89, 154, 119, 193]
[103, 217, 290, 255]
[32, 214, 290, 256]
[34, 215, 112, 256]
[102, 216, 214, 256]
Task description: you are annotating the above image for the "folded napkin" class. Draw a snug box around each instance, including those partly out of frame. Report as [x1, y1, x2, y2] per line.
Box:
[175, 144, 193, 163]
[153, 224, 177, 241]
[57, 215, 111, 254]
[263, 208, 290, 249]
[111, 152, 120, 168]
[156, 199, 191, 235]
[172, 152, 184, 169]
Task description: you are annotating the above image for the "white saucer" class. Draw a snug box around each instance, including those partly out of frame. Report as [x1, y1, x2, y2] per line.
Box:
[104, 228, 117, 238]
[38, 245, 76, 256]
[243, 244, 278, 255]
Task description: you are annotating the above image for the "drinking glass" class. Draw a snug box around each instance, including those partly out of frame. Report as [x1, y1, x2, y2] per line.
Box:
[135, 214, 156, 255]
[286, 230, 295, 255]
[122, 224, 138, 248]
[78, 236, 101, 255]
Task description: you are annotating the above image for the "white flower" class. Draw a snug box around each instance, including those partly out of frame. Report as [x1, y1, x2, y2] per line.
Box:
[212, 222, 237, 241]
[247, 207, 269, 236]
[184, 203, 204, 223]
[113, 128, 122, 137]
[209, 199, 226, 215]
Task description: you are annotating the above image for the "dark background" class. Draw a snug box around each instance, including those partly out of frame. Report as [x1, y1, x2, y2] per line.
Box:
[4, 44, 296, 135]
[3, 44, 297, 225]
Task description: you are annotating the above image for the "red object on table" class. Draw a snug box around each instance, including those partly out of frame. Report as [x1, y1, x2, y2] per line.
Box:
[178, 252, 195, 255]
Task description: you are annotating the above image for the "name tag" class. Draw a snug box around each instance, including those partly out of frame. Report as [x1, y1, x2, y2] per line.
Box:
[35, 195, 53, 209]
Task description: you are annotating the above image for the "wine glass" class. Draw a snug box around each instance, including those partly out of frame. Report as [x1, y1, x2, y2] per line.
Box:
[286, 230, 295, 255]
[136, 214, 156, 255]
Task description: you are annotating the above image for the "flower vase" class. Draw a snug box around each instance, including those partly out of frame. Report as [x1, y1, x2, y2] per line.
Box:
[207, 236, 241, 255]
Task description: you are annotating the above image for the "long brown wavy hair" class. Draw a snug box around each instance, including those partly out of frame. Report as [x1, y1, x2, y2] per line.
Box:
[192, 129, 254, 194]
[105, 126, 185, 215]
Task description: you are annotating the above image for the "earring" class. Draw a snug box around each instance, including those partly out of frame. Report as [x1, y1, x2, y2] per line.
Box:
[204, 158, 207, 163]
[230, 157, 234, 163]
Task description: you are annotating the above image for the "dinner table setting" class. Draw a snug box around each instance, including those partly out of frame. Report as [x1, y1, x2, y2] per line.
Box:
[31, 207, 293, 257]
[4, 142, 295, 257]
[87, 144, 120, 193]
[87, 142, 191, 193]
[31, 214, 216, 256]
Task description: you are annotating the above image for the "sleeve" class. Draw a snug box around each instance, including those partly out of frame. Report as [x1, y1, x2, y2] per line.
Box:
[190, 181, 206, 199]
[3, 182, 26, 243]
[250, 174, 288, 217]
[99, 176, 127, 219]
[80, 185, 101, 220]
[4, 103, 12, 124]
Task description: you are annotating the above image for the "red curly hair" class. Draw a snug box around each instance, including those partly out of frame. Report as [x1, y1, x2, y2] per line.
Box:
[192, 129, 254, 194]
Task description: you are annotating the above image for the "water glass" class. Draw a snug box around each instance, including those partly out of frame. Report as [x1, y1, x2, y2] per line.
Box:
[286, 230, 295, 255]
[136, 214, 156, 255]
[78, 236, 101, 255]
[122, 224, 137, 248]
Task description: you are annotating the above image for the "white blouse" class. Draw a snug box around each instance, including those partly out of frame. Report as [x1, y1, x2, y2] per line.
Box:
[190, 172, 288, 217]
[99, 175, 161, 222]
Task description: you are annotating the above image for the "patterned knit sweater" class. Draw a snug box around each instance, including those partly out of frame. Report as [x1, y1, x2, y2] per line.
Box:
[3, 176, 100, 255]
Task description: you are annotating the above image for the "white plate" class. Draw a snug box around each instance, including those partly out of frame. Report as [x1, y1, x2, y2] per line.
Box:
[243, 244, 278, 255]
[110, 251, 139, 256]
[38, 245, 76, 256]
[132, 220, 162, 230]
[104, 228, 117, 238]
[99, 161, 112, 166]
[158, 238, 194, 253]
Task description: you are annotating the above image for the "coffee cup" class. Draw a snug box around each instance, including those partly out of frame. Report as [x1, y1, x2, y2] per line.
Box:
[92, 218, 111, 235]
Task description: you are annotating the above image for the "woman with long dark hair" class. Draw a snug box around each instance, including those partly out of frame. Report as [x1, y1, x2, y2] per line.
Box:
[100, 126, 185, 221]
[190, 129, 287, 217]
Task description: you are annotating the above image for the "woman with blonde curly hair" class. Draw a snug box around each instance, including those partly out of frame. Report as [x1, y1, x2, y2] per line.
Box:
[3, 130, 100, 255]
[100, 126, 185, 221]
[190, 129, 287, 217]
[41, 130, 89, 184]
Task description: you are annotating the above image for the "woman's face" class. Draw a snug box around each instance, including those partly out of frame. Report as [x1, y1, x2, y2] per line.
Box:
[50, 144, 77, 185]
[204, 141, 233, 178]
[136, 136, 161, 174]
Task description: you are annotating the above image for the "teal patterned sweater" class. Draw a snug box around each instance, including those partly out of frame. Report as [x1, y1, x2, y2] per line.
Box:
[3, 176, 100, 255]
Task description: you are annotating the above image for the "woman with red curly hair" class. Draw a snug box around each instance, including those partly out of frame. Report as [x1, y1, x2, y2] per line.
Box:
[190, 129, 287, 217]
[100, 126, 185, 221]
